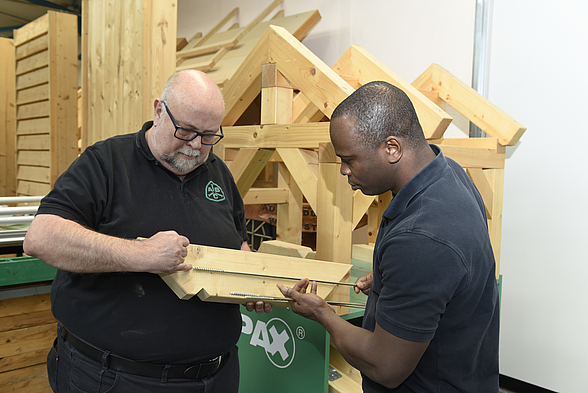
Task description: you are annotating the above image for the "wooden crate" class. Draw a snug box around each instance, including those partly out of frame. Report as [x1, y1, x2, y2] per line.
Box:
[0, 293, 56, 393]
[0, 38, 16, 197]
[13, 12, 78, 197]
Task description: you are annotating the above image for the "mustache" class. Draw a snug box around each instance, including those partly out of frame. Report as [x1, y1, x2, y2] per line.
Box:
[175, 147, 200, 157]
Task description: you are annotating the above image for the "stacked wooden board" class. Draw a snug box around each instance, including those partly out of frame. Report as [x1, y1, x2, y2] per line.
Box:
[0, 293, 56, 393]
[13, 12, 78, 197]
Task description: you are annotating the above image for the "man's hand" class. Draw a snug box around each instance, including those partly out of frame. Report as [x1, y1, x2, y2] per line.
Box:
[277, 278, 334, 322]
[138, 231, 191, 273]
[244, 301, 273, 314]
[354, 272, 373, 295]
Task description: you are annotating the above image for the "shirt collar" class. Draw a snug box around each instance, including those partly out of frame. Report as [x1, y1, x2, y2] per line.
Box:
[382, 144, 447, 221]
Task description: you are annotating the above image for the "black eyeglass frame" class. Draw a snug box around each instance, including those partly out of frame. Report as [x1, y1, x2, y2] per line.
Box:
[161, 101, 224, 145]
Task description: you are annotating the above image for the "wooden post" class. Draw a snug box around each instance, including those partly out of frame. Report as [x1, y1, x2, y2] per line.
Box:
[317, 143, 352, 313]
[0, 38, 16, 197]
[82, 0, 177, 148]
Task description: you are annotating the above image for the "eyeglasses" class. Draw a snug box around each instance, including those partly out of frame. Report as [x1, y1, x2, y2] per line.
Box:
[161, 101, 224, 145]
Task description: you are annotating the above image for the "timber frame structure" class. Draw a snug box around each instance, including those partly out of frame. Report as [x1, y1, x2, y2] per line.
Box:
[211, 25, 526, 283]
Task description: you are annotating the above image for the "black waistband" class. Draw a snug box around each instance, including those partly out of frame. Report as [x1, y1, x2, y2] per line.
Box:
[59, 326, 227, 379]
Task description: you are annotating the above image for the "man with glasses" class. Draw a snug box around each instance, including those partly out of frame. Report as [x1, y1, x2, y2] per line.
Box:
[24, 70, 268, 392]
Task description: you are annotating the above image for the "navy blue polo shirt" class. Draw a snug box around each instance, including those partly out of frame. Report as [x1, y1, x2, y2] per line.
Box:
[37, 122, 248, 363]
[362, 145, 499, 392]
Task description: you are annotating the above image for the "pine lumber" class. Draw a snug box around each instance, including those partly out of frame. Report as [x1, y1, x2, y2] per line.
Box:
[159, 244, 351, 303]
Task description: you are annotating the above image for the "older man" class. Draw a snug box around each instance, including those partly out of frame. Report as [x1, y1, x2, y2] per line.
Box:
[24, 70, 267, 393]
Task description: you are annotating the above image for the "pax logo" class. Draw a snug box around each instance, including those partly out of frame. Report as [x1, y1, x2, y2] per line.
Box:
[241, 314, 301, 368]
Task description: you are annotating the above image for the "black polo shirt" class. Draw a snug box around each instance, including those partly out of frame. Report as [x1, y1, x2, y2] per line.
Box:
[38, 122, 248, 363]
[362, 145, 499, 392]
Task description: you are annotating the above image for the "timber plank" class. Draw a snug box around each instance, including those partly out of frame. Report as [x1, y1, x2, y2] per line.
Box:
[13, 14, 48, 46]
[221, 123, 330, 149]
[15, 34, 48, 61]
[0, 294, 51, 318]
[0, 324, 56, 358]
[16, 101, 50, 120]
[15, 67, 49, 90]
[17, 151, 51, 167]
[0, 363, 50, 390]
[159, 244, 351, 302]
[16, 180, 51, 196]
[16, 118, 50, 135]
[0, 310, 56, 333]
[276, 148, 318, 212]
[16, 84, 49, 106]
[17, 134, 50, 150]
[0, 348, 50, 374]
[268, 26, 354, 119]
[17, 166, 51, 184]
[242, 187, 289, 205]
[15, 50, 49, 76]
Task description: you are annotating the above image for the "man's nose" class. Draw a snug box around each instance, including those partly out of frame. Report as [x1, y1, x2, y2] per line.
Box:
[187, 135, 202, 149]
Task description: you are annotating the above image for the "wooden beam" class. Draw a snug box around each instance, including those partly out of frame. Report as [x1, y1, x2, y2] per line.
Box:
[436, 144, 505, 169]
[344, 45, 452, 139]
[220, 123, 330, 148]
[221, 29, 270, 125]
[159, 243, 351, 302]
[267, 25, 354, 119]
[277, 162, 303, 245]
[236, 148, 275, 197]
[367, 192, 392, 244]
[242, 187, 289, 205]
[413, 64, 526, 146]
[352, 190, 377, 230]
[466, 168, 494, 218]
[276, 148, 318, 212]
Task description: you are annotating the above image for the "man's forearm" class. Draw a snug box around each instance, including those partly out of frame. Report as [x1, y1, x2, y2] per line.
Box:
[23, 214, 141, 273]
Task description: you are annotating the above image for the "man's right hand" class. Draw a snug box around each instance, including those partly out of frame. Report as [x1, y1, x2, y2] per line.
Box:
[138, 231, 192, 273]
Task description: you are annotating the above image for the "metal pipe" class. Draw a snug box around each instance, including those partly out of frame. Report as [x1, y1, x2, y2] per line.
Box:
[0, 196, 44, 204]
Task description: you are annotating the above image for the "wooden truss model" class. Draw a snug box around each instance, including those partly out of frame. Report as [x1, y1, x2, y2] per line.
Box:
[206, 26, 525, 282]
[160, 243, 351, 306]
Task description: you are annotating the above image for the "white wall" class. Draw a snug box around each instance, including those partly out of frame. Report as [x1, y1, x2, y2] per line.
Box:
[489, 1, 588, 391]
[177, 1, 588, 390]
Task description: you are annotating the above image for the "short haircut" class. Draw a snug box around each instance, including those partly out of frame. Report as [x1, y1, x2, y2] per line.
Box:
[331, 81, 426, 149]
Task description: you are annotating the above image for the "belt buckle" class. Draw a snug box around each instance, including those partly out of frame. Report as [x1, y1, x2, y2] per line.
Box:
[184, 364, 203, 379]
[183, 355, 221, 379]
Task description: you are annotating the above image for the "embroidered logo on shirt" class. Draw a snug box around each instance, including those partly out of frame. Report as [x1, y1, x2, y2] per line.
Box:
[205, 181, 225, 202]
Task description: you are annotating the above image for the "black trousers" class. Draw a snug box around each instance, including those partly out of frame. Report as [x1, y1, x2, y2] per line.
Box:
[47, 329, 240, 393]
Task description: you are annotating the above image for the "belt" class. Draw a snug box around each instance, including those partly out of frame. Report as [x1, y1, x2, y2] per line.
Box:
[60, 327, 226, 379]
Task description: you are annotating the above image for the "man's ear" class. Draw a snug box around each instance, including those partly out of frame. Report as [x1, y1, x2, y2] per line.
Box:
[384, 136, 402, 164]
[153, 99, 163, 125]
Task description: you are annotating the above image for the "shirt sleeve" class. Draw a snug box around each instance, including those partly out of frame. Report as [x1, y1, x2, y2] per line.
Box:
[36, 146, 108, 230]
[374, 231, 468, 342]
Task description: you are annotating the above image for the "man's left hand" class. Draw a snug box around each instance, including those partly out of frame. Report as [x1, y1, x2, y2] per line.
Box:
[244, 301, 272, 314]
